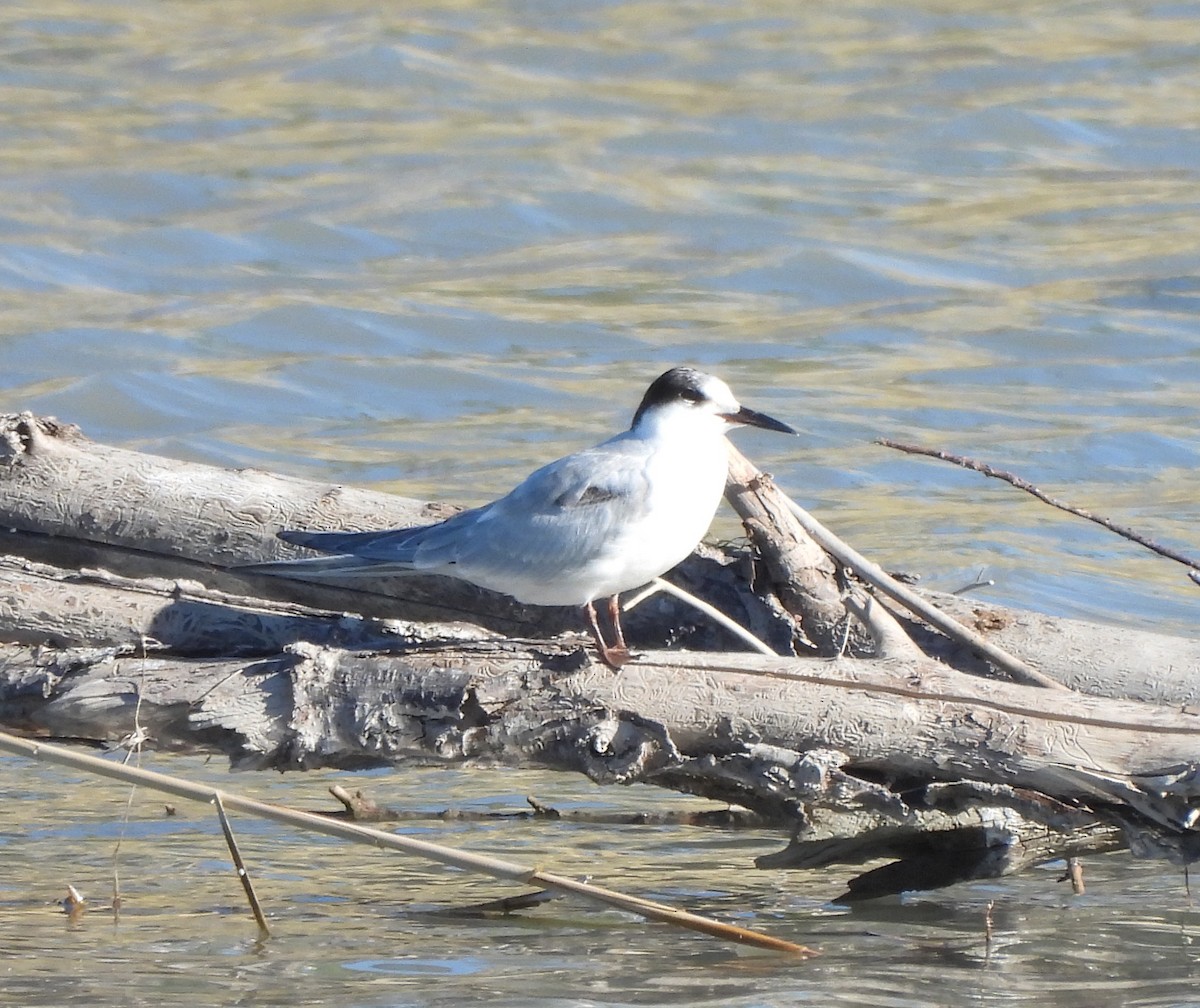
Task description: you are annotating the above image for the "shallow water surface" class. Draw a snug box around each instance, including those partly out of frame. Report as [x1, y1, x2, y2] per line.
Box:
[1, 0, 1199, 1004]
[2, 755, 1198, 1008]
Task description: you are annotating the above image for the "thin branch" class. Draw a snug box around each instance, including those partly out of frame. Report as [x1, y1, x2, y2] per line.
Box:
[877, 439, 1200, 577]
[841, 590, 924, 661]
[63, 884, 86, 921]
[774, 491, 1068, 691]
[111, 660, 150, 918]
[624, 578, 777, 656]
[213, 793, 270, 936]
[0, 730, 816, 957]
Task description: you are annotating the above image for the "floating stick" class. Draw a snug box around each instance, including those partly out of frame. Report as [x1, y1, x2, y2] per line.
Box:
[0, 731, 815, 957]
[213, 792, 270, 936]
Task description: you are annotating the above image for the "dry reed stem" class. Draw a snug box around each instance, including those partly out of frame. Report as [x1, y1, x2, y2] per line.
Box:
[624, 577, 777, 656]
[0, 730, 816, 957]
[213, 793, 270, 936]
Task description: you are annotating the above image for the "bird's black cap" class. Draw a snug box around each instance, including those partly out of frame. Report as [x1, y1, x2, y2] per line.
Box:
[630, 367, 713, 428]
[630, 367, 796, 435]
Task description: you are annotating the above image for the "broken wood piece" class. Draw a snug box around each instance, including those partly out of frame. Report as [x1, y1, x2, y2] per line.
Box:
[442, 887, 562, 916]
[724, 444, 852, 655]
[726, 444, 1063, 687]
[321, 785, 766, 828]
[780, 494, 1067, 690]
[62, 884, 86, 918]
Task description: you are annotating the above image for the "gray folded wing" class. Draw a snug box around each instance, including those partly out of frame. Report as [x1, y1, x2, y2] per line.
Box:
[247, 436, 652, 586]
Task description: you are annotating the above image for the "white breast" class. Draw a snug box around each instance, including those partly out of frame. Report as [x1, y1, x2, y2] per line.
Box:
[566, 433, 729, 603]
[435, 403, 735, 608]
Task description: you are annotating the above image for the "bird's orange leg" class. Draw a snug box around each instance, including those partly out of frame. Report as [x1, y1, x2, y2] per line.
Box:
[583, 599, 606, 650]
[582, 598, 632, 669]
[607, 594, 628, 650]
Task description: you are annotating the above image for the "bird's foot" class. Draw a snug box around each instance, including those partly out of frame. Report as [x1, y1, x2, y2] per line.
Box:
[597, 643, 634, 670]
[583, 597, 638, 669]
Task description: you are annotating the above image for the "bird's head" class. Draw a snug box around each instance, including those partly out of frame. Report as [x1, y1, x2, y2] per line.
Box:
[629, 367, 797, 439]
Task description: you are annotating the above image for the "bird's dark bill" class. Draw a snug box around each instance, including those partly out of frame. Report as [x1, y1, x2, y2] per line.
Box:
[723, 405, 797, 434]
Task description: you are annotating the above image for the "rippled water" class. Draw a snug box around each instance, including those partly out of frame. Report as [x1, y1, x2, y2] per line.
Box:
[2, 0, 1199, 1004]
[3, 754, 1198, 1008]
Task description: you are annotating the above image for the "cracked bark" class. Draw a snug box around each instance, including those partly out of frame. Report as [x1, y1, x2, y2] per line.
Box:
[2, 411, 1199, 898]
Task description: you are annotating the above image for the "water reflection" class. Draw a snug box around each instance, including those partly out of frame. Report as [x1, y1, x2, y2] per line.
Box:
[2, 0, 1199, 1003]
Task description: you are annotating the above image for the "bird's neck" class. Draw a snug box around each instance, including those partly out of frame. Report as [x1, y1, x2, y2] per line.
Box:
[627, 408, 727, 448]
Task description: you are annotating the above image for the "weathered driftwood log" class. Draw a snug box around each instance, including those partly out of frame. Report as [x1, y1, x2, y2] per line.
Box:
[2, 636, 1197, 894]
[2, 411, 1199, 897]
[0, 413, 799, 655]
[913, 591, 1200, 706]
[4, 412, 1198, 694]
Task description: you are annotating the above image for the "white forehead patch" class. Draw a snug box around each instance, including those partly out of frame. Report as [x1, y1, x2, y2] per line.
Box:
[695, 373, 738, 411]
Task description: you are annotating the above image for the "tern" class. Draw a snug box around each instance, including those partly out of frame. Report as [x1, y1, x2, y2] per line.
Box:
[249, 367, 797, 668]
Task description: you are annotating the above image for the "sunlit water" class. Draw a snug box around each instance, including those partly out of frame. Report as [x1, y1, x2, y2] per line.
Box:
[3, 754, 1198, 1008]
[1, 0, 1199, 1004]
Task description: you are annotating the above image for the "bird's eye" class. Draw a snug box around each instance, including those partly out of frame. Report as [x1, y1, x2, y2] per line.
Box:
[680, 391, 703, 404]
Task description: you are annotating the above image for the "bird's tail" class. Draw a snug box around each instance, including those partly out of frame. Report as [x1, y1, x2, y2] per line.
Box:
[239, 527, 426, 580]
[240, 553, 397, 580]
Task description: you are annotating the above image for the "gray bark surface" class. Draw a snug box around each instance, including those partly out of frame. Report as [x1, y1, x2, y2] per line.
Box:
[2, 411, 1198, 896]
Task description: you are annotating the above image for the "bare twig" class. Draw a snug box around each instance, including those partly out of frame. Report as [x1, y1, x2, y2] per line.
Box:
[772, 492, 1067, 691]
[0, 731, 816, 957]
[877, 439, 1200, 577]
[624, 578, 777, 656]
[951, 567, 995, 596]
[723, 445, 1063, 688]
[110, 656, 151, 918]
[213, 793, 270, 936]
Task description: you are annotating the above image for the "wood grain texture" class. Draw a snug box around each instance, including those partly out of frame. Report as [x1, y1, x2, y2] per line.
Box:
[3, 411, 1199, 895]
